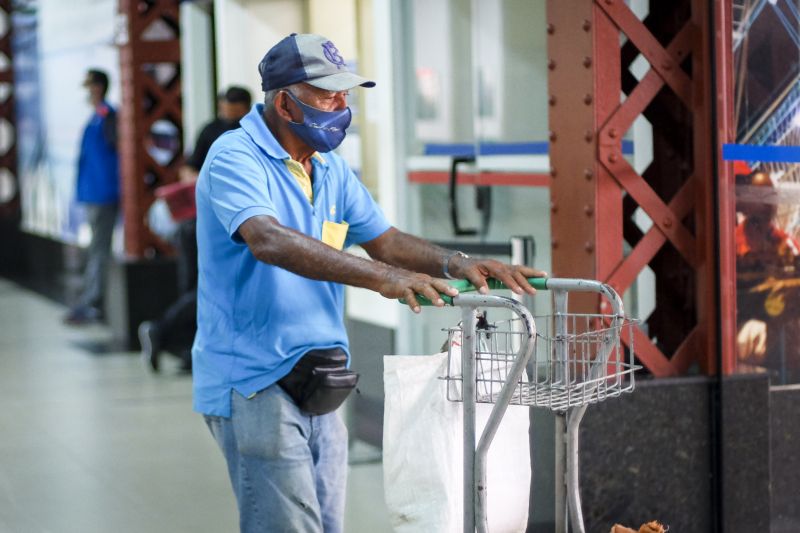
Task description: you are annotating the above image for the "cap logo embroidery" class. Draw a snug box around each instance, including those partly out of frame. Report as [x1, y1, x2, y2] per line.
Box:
[321, 41, 346, 69]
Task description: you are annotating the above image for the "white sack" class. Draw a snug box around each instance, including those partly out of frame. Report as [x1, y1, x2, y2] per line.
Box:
[383, 351, 530, 533]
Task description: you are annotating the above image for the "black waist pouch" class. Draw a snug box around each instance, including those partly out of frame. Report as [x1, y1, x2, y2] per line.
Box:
[278, 348, 359, 416]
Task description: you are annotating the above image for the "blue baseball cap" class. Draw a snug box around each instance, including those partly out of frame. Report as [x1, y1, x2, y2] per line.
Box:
[259, 33, 375, 92]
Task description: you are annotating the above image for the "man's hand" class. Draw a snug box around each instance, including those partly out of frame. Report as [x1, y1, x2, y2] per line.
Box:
[737, 319, 767, 364]
[377, 269, 459, 314]
[362, 229, 546, 293]
[449, 254, 547, 295]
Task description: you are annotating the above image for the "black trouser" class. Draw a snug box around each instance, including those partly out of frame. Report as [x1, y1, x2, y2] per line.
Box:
[156, 219, 197, 358]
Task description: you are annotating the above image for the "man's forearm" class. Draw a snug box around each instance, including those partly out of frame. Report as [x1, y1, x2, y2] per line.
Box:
[362, 228, 453, 277]
[238, 216, 459, 310]
[241, 216, 394, 291]
[363, 227, 546, 295]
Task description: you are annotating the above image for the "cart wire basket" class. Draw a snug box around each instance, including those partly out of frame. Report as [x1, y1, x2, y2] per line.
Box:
[444, 313, 639, 412]
[413, 277, 641, 533]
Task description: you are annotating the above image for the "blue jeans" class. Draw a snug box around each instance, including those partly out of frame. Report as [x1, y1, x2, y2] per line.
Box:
[204, 385, 348, 533]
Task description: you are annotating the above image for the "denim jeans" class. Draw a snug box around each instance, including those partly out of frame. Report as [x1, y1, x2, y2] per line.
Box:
[204, 385, 348, 533]
[77, 202, 118, 309]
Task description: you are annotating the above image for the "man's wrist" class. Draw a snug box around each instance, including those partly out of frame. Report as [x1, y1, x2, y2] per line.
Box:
[443, 250, 469, 280]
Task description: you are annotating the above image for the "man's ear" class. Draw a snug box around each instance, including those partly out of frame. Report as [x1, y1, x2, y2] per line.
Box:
[274, 92, 294, 122]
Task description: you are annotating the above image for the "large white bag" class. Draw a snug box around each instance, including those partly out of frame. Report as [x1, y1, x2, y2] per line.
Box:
[383, 350, 531, 533]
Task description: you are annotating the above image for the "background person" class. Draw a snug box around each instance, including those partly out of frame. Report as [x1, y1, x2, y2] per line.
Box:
[180, 86, 253, 182]
[194, 33, 545, 533]
[63, 69, 119, 325]
[139, 86, 253, 371]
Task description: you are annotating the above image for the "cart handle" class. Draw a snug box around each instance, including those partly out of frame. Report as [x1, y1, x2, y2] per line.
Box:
[404, 277, 549, 306]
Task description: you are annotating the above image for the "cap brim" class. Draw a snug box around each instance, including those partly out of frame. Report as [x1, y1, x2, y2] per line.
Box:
[306, 71, 375, 91]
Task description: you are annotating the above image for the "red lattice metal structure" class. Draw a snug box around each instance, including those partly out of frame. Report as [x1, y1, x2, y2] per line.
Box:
[118, 0, 182, 257]
[547, 0, 735, 377]
[0, 0, 18, 218]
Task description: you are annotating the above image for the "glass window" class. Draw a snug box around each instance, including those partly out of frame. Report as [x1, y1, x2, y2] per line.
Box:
[733, 0, 800, 384]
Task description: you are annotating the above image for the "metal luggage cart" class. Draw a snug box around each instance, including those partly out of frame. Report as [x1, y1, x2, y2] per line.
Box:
[425, 277, 639, 533]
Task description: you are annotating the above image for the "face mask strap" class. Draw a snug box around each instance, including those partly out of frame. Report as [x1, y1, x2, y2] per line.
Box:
[282, 89, 327, 115]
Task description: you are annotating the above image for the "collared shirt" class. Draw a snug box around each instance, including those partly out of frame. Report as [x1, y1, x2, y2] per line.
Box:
[76, 102, 119, 204]
[192, 103, 390, 417]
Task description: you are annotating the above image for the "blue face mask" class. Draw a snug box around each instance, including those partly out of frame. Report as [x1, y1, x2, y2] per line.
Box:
[283, 90, 352, 153]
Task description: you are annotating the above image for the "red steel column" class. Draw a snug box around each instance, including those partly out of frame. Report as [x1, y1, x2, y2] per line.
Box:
[547, 0, 732, 377]
[117, 0, 182, 258]
[0, 0, 18, 217]
[711, 0, 736, 376]
[545, 0, 604, 315]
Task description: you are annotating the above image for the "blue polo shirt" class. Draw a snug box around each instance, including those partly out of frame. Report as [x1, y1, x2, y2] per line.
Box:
[76, 102, 119, 204]
[192, 104, 390, 417]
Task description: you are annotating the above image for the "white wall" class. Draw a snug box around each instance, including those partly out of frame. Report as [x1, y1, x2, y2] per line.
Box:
[213, 0, 306, 103]
[308, 0, 357, 57]
[180, 2, 215, 151]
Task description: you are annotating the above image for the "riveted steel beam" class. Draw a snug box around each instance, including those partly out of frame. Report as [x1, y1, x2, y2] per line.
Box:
[117, 0, 182, 257]
[547, 0, 734, 376]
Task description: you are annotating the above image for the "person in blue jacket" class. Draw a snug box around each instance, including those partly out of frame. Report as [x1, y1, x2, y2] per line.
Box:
[64, 69, 120, 325]
[194, 33, 545, 533]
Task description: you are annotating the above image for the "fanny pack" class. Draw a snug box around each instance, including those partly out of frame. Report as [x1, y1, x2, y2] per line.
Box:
[278, 348, 359, 416]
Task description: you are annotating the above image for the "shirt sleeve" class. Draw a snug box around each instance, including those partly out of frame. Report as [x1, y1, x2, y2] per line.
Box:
[206, 146, 277, 243]
[340, 166, 391, 247]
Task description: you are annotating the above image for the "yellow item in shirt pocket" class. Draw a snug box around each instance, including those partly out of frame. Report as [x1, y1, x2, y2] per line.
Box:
[322, 220, 349, 250]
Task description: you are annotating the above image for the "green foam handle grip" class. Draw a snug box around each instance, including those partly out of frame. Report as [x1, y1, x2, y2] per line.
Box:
[401, 277, 549, 307]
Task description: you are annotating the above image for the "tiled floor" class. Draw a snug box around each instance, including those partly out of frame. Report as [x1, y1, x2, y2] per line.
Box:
[0, 278, 392, 532]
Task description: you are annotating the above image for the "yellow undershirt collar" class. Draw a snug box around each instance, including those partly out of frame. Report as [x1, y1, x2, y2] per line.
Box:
[284, 153, 326, 204]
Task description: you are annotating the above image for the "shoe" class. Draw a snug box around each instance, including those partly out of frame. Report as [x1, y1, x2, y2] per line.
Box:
[138, 321, 161, 372]
[63, 306, 101, 326]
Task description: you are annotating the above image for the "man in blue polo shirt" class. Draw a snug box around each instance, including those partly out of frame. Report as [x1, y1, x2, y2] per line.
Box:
[64, 69, 119, 325]
[194, 33, 544, 533]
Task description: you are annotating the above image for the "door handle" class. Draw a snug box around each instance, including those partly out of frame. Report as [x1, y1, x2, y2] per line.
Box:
[449, 156, 478, 236]
[476, 184, 492, 237]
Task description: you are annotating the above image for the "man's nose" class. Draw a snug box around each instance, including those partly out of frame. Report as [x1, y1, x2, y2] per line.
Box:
[333, 92, 348, 110]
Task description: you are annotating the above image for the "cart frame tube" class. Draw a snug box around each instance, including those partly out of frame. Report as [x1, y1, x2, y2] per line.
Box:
[461, 305, 478, 533]
[547, 279, 625, 533]
[454, 294, 536, 533]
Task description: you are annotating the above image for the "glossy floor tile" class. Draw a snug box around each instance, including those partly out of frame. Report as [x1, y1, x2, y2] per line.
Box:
[0, 278, 392, 532]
